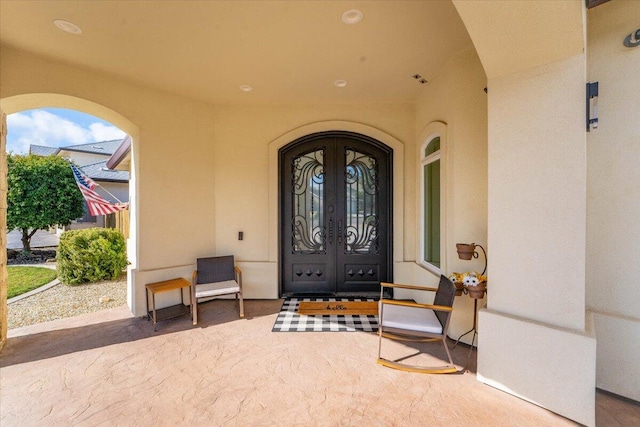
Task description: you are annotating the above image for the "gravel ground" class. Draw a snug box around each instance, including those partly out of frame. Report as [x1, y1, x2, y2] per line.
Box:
[8, 277, 127, 329]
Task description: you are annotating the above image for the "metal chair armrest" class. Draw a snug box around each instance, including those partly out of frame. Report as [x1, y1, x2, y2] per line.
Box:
[380, 282, 438, 292]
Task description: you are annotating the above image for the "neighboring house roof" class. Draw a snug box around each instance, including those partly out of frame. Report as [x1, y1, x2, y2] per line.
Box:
[81, 161, 129, 183]
[58, 139, 125, 156]
[29, 144, 61, 156]
[28, 140, 130, 183]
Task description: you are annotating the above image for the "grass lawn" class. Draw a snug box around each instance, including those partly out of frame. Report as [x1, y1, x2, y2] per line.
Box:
[7, 266, 58, 299]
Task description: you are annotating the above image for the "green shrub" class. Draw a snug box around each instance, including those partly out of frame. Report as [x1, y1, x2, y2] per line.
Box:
[57, 228, 127, 285]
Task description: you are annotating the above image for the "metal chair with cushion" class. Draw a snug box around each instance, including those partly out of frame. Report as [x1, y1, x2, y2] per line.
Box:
[377, 275, 457, 374]
[192, 255, 244, 325]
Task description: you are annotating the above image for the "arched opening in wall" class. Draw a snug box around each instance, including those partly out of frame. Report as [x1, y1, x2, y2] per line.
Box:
[0, 96, 138, 337]
[6, 108, 131, 329]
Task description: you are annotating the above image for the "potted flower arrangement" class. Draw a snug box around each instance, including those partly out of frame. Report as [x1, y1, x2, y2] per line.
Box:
[448, 272, 466, 296]
[448, 271, 487, 298]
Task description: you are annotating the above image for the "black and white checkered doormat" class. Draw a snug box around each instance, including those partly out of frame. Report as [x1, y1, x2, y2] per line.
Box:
[272, 298, 379, 332]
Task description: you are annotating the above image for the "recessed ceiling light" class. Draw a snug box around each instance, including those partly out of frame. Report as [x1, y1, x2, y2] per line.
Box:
[53, 19, 82, 34]
[239, 85, 254, 92]
[342, 9, 364, 25]
[334, 80, 348, 88]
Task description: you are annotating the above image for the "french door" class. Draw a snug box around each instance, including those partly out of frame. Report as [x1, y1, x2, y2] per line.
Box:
[280, 132, 392, 296]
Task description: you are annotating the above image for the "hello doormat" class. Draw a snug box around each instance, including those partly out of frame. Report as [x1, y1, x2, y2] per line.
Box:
[272, 298, 378, 332]
[297, 301, 379, 316]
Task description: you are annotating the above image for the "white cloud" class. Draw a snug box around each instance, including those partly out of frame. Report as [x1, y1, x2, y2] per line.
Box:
[5, 110, 126, 155]
[88, 122, 126, 141]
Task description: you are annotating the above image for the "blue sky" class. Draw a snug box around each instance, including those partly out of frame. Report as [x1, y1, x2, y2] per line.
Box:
[6, 108, 126, 155]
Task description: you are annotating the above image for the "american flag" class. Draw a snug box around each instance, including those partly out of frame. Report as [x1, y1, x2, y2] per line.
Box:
[70, 163, 129, 216]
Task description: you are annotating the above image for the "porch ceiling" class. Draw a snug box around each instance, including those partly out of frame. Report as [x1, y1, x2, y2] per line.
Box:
[0, 1, 473, 105]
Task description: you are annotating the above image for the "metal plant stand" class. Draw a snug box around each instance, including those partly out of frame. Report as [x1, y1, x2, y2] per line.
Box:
[452, 286, 486, 370]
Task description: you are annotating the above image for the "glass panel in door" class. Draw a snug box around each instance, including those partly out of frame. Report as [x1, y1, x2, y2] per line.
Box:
[291, 149, 325, 253]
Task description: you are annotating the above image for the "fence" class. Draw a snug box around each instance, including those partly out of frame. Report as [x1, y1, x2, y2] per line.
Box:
[105, 209, 130, 238]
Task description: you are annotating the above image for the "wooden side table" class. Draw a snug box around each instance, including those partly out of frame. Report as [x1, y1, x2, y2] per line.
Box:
[145, 277, 192, 331]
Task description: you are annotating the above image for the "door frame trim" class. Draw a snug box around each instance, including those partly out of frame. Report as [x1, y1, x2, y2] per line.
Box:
[268, 121, 405, 296]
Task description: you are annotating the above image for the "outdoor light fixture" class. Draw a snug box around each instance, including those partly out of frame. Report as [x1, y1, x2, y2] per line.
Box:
[586, 82, 599, 132]
[456, 243, 487, 275]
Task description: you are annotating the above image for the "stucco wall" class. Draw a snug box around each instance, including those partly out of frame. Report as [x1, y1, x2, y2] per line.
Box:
[0, 45, 218, 314]
[211, 105, 413, 261]
[0, 45, 415, 312]
[487, 54, 588, 330]
[478, 52, 596, 427]
[408, 48, 489, 342]
[454, 2, 596, 425]
[0, 41, 486, 334]
[210, 107, 413, 299]
[586, 0, 640, 402]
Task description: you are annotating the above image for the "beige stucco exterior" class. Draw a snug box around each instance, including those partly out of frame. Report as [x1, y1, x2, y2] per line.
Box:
[477, 52, 596, 426]
[454, 2, 595, 424]
[586, 0, 640, 403]
[404, 48, 489, 340]
[1, 1, 638, 425]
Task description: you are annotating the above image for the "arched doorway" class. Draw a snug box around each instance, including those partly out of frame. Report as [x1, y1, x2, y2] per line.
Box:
[0, 94, 139, 347]
[279, 131, 392, 297]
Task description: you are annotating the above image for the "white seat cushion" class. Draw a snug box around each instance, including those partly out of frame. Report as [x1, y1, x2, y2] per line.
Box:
[381, 304, 443, 334]
[195, 280, 240, 299]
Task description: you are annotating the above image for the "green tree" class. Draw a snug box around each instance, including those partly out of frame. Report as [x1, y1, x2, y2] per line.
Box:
[7, 154, 85, 252]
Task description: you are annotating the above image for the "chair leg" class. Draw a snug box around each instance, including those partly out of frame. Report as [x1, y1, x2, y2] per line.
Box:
[193, 298, 198, 325]
[442, 338, 455, 368]
[238, 292, 245, 318]
[377, 297, 385, 359]
[377, 330, 383, 360]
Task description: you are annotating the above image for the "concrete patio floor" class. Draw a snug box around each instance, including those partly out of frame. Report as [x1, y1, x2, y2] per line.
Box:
[2, 300, 638, 426]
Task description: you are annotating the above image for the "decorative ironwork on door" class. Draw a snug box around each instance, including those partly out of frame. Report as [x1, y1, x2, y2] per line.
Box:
[291, 148, 325, 254]
[344, 148, 379, 254]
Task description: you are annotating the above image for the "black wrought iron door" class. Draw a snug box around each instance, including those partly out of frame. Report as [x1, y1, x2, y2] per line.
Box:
[280, 132, 392, 296]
